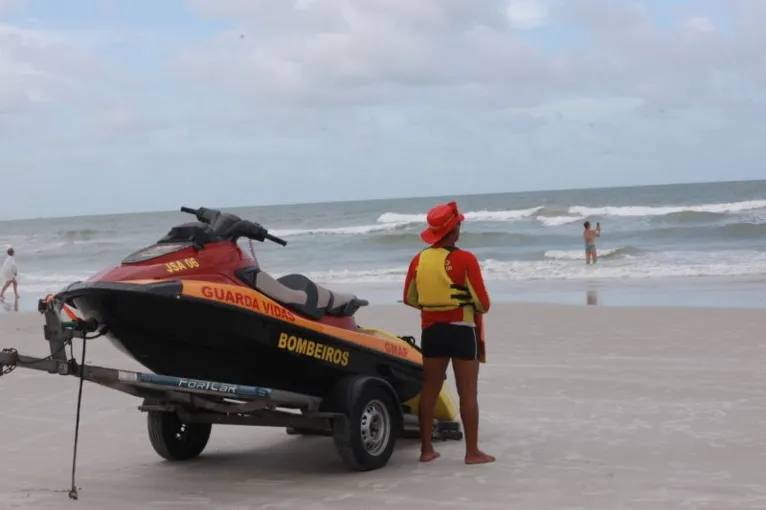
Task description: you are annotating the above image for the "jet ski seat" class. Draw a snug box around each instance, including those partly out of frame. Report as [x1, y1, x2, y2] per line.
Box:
[235, 268, 369, 321]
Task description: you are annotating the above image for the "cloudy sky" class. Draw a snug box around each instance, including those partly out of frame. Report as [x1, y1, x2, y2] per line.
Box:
[1, 0, 764, 219]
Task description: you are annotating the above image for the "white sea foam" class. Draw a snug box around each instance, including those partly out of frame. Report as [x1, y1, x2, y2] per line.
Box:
[464, 207, 544, 221]
[12, 272, 95, 297]
[377, 207, 542, 225]
[569, 199, 766, 218]
[273, 199, 766, 237]
[536, 215, 583, 227]
[375, 212, 426, 224]
[17, 250, 766, 304]
[374, 199, 766, 230]
[272, 207, 546, 236]
[303, 250, 766, 284]
[543, 248, 623, 260]
[271, 222, 410, 237]
[481, 254, 766, 281]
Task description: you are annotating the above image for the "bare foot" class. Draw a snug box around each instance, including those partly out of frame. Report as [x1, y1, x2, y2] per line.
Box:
[465, 451, 496, 465]
[419, 450, 441, 462]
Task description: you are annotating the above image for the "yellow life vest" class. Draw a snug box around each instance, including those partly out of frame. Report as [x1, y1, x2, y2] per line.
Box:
[414, 246, 473, 312]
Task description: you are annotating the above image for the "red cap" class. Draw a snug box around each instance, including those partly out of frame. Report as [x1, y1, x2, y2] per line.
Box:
[420, 201, 465, 245]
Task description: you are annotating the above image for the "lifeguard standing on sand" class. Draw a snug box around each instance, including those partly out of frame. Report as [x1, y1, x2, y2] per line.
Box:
[402, 201, 495, 465]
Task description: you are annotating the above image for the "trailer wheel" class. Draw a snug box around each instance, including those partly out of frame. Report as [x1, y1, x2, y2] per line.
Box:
[147, 411, 211, 461]
[332, 383, 399, 471]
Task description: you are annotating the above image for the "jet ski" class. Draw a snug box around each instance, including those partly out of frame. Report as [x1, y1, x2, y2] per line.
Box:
[0, 206, 462, 486]
[57, 205, 435, 400]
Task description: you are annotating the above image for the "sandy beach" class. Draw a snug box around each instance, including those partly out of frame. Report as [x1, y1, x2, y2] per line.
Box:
[0, 303, 764, 509]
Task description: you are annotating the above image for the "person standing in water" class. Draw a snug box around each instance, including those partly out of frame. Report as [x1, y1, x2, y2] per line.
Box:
[402, 201, 495, 465]
[0, 247, 19, 300]
[583, 221, 601, 264]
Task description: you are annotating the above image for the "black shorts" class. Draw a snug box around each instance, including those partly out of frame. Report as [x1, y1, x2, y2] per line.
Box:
[421, 323, 479, 360]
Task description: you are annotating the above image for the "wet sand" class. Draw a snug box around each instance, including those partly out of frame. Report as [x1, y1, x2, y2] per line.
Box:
[0, 304, 764, 509]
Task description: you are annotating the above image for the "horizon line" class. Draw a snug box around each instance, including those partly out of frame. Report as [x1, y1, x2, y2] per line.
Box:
[3, 176, 764, 223]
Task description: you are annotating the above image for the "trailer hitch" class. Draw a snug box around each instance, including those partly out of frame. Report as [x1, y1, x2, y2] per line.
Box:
[0, 296, 108, 500]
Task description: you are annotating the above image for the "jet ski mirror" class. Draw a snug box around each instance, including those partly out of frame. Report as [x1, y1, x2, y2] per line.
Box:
[180, 206, 221, 225]
[180, 206, 239, 234]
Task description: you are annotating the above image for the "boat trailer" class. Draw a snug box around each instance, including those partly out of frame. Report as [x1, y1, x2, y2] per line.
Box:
[0, 296, 463, 501]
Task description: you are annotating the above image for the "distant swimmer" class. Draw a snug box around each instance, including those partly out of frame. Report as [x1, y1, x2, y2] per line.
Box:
[583, 221, 601, 264]
[0, 246, 19, 300]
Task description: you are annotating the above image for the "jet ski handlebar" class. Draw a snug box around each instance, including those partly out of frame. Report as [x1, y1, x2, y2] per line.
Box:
[179, 206, 287, 247]
[247, 224, 288, 247]
[264, 232, 288, 246]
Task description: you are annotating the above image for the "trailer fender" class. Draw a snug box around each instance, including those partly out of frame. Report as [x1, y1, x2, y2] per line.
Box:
[321, 375, 403, 428]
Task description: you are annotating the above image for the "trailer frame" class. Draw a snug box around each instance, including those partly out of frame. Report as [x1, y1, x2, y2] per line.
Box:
[0, 296, 463, 501]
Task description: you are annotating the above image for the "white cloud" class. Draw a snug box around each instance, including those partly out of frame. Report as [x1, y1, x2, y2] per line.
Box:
[177, 0, 764, 116]
[506, 0, 551, 30]
[0, 23, 104, 115]
[0, 0, 22, 14]
[178, 0, 560, 109]
[682, 16, 717, 33]
[2, 0, 766, 219]
[98, 103, 158, 135]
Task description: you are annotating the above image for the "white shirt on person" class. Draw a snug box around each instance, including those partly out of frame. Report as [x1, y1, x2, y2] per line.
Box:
[1, 255, 17, 281]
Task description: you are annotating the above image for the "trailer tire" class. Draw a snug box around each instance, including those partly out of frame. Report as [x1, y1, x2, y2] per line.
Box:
[332, 382, 399, 471]
[147, 411, 211, 461]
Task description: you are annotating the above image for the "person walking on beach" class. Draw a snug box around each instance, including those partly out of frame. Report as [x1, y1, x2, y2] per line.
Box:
[583, 221, 601, 264]
[0, 246, 19, 300]
[402, 201, 495, 465]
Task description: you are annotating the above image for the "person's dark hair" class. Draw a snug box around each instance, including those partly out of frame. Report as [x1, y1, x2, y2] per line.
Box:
[583, 221, 590, 229]
[440, 224, 461, 245]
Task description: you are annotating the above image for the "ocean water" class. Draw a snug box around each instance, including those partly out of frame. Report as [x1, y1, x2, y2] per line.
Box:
[2, 180, 766, 310]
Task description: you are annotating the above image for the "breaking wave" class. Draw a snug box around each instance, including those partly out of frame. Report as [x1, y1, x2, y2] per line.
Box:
[270, 199, 766, 240]
[11, 272, 94, 297]
[303, 251, 766, 284]
[377, 207, 544, 224]
[8, 192, 766, 305]
[360, 231, 536, 247]
[374, 199, 766, 231]
[543, 246, 643, 260]
[536, 215, 583, 227]
[271, 222, 412, 237]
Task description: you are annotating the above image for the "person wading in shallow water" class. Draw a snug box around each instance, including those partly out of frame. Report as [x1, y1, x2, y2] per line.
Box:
[0, 247, 19, 300]
[402, 201, 495, 465]
[583, 220, 601, 264]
